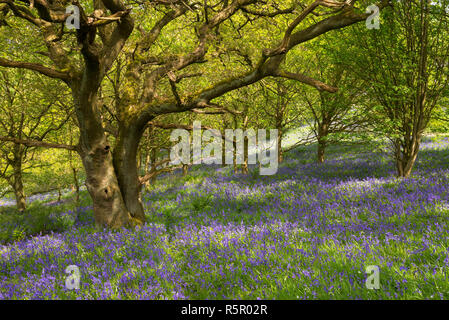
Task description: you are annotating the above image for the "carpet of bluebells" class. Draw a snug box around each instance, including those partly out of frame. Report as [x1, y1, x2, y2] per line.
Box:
[1, 136, 449, 300]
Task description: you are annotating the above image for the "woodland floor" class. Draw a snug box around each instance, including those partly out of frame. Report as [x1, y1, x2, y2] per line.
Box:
[1, 136, 449, 299]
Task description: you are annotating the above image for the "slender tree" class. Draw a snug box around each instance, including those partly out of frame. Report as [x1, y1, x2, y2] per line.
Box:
[298, 37, 371, 163]
[0, 69, 71, 211]
[340, 0, 449, 177]
[256, 79, 304, 163]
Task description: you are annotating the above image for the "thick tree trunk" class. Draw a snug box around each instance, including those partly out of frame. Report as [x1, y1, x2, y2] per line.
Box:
[396, 154, 417, 179]
[394, 136, 421, 178]
[79, 136, 132, 228]
[12, 157, 26, 212]
[73, 81, 134, 229]
[113, 123, 147, 226]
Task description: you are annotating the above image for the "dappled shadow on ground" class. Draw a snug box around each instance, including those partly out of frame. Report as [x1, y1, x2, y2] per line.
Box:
[144, 141, 449, 238]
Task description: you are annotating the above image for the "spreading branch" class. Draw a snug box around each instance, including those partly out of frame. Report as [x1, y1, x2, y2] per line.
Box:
[0, 57, 71, 81]
[0, 136, 78, 151]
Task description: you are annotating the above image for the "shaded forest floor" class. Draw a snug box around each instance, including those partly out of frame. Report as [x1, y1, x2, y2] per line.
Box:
[1, 136, 449, 299]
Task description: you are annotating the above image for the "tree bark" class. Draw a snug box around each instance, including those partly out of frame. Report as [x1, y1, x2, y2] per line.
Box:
[233, 139, 238, 174]
[150, 149, 157, 184]
[73, 80, 135, 229]
[317, 131, 327, 164]
[394, 135, 421, 178]
[317, 140, 326, 164]
[72, 167, 80, 203]
[78, 137, 132, 228]
[182, 164, 189, 176]
[12, 150, 26, 212]
[113, 122, 147, 226]
[221, 131, 226, 168]
[241, 110, 249, 174]
[241, 135, 249, 174]
[277, 127, 283, 164]
[317, 121, 329, 164]
[144, 152, 150, 175]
